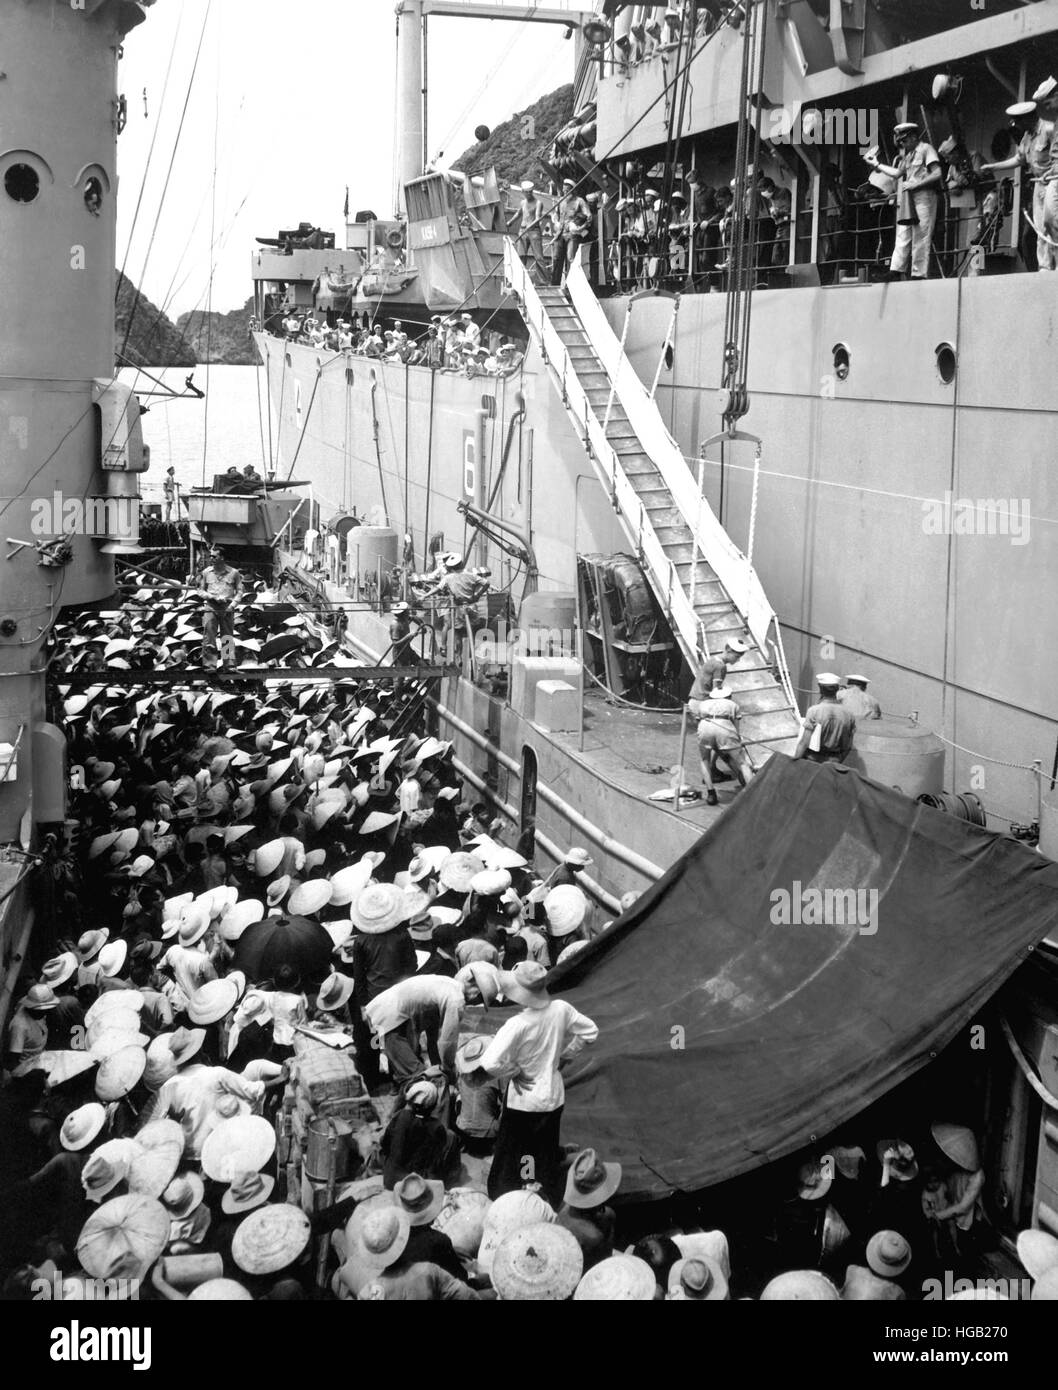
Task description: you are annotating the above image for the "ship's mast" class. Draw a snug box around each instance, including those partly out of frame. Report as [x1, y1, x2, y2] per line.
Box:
[394, 0, 595, 213]
[396, 0, 426, 214]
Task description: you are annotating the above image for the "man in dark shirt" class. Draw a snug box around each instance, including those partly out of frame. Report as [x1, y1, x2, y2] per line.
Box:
[345, 922, 416, 1093]
[687, 638, 749, 712]
[391, 1172, 468, 1281]
[793, 673, 857, 763]
[555, 1147, 620, 1270]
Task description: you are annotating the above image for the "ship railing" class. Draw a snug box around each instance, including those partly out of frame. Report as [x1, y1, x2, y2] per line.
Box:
[598, 186, 1020, 294]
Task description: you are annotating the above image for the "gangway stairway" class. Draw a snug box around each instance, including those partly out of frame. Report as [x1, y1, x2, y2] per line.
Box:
[505, 243, 803, 766]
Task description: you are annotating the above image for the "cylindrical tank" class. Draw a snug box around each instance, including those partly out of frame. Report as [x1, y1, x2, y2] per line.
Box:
[349, 525, 398, 594]
[0, 0, 154, 841]
[1039, 791, 1058, 862]
[845, 717, 946, 800]
[518, 592, 577, 656]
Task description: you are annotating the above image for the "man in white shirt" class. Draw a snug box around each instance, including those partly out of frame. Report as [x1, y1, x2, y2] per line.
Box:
[474, 961, 598, 1203]
[162, 938, 217, 1006]
[147, 1063, 265, 1158]
[364, 969, 497, 1083]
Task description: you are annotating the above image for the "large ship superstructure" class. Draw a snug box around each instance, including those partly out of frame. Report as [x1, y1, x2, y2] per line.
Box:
[253, 0, 1058, 844]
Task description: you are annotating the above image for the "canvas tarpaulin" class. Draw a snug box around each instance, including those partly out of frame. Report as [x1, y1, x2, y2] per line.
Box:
[550, 757, 1058, 1200]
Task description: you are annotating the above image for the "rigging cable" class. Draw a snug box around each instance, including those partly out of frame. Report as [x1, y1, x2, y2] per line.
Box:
[120, 0, 213, 362]
[202, 31, 221, 485]
[116, 2, 185, 300]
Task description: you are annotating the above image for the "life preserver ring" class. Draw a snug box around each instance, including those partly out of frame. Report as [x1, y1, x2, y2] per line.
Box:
[385, 227, 406, 251]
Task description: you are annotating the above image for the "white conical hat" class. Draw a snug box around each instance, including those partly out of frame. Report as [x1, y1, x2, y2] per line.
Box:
[217, 899, 266, 942]
[197, 885, 239, 921]
[330, 861, 374, 908]
[288, 879, 334, 916]
[163, 892, 194, 922]
[255, 838, 288, 877]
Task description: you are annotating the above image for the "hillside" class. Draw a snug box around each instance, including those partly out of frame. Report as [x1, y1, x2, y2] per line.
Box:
[115, 84, 576, 365]
[115, 270, 196, 368]
[177, 298, 258, 366]
[450, 84, 574, 186]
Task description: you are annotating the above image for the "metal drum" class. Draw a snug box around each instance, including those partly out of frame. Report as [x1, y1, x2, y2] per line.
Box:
[349, 525, 398, 599]
[1039, 790, 1058, 861]
[845, 717, 945, 800]
[303, 1114, 354, 1185]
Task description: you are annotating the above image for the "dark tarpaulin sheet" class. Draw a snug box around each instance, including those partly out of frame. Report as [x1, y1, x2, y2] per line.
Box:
[550, 757, 1058, 1200]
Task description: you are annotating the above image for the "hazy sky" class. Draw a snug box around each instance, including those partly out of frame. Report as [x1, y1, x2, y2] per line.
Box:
[116, 0, 575, 318]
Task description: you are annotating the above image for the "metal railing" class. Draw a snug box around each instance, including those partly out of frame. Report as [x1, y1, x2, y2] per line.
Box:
[564, 251, 779, 652]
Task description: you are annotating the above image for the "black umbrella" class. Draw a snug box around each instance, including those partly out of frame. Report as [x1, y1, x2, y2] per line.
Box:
[232, 913, 334, 983]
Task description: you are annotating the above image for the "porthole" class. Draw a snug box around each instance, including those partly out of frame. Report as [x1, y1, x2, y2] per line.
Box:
[832, 343, 850, 381]
[935, 342, 957, 385]
[5, 164, 39, 203]
[84, 176, 104, 216]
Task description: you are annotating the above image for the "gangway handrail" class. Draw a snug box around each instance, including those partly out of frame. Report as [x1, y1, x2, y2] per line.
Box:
[506, 245, 705, 672]
[563, 254, 777, 653]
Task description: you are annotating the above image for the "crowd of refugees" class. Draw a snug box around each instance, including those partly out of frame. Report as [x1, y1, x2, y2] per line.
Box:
[278, 309, 525, 379]
[1, 575, 1054, 1300]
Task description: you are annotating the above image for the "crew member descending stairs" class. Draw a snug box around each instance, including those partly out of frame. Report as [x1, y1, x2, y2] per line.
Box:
[505, 242, 802, 769]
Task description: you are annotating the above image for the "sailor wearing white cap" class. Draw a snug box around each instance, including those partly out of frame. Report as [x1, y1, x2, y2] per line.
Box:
[516, 177, 549, 274]
[838, 674, 881, 721]
[1031, 78, 1058, 268]
[687, 638, 749, 716]
[866, 122, 941, 279]
[793, 673, 857, 764]
[981, 98, 1056, 271]
[552, 178, 591, 286]
[695, 686, 754, 806]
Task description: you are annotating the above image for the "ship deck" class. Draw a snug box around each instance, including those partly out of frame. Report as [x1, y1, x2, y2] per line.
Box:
[551, 686, 734, 832]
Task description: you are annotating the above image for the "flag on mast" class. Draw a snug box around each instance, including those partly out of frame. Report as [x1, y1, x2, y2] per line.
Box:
[343, 186, 349, 219]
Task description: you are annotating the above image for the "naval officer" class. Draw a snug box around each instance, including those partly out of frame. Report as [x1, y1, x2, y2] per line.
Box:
[839, 674, 881, 720]
[793, 673, 856, 763]
[866, 122, 941, 280]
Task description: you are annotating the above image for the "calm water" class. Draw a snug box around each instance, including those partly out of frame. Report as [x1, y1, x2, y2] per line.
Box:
[119, 365, 269, 506]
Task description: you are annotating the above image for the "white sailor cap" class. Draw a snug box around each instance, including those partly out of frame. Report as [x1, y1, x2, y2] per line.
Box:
[815, 672, 841, 688]
[1007, 101, 1037, 118]
[1033, 76, 1058, 102]
[726, 638, 749, 654]
[845, 673, 870, 685]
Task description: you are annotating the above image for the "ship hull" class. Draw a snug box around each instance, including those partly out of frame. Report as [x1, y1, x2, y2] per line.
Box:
[256, 267, 1057, 833]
